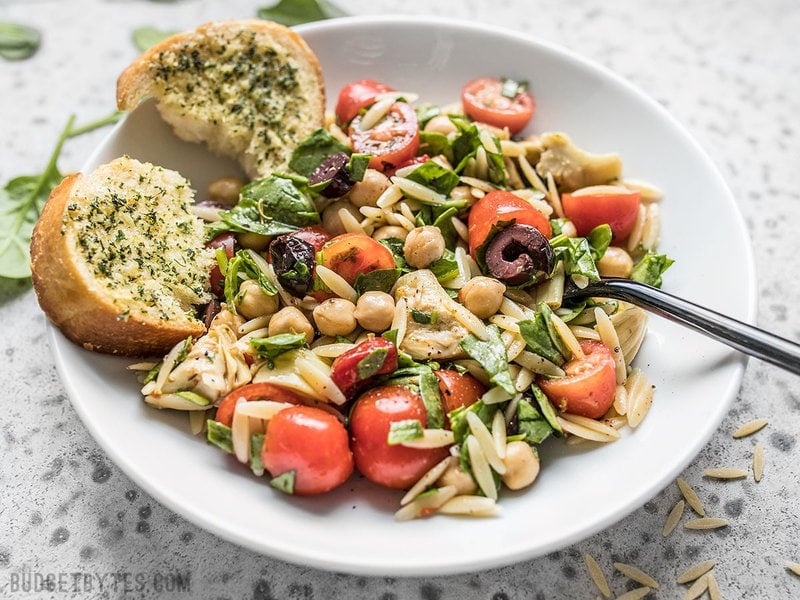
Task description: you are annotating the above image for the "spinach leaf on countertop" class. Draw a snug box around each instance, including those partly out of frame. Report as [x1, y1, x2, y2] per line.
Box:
[257, 0, 347, 26]
[0, 22, 41, 61]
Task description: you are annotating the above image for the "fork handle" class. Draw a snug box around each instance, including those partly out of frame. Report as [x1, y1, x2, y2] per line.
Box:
[593, 278, 800, 376]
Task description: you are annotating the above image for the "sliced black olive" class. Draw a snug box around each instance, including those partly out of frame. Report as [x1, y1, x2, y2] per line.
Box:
[484, 224, 554, 286]
[308, 151, 354, 198]
[269, 235, 316, 297]
[203, 297, 222, 330]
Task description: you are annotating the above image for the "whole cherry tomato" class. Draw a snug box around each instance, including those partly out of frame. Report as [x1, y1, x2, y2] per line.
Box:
[261, 405, 353, 495]
[349, 385, 450, 490]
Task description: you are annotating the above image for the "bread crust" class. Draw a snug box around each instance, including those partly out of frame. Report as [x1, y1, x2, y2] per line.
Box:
[30, 170, 208, 358]
[116, 19, 325, 180]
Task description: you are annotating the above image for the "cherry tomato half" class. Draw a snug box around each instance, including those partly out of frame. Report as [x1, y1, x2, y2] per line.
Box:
[461, 77, 535, 135]
[561, 185, 641, 241]
[215, 382, 309, 427]
[335, 79, 395, 125]
[434, 369, 485, 427]
[349, 385, 450, 490]
[320, 232, 396, 286]
[261, 405, 353, 496]
[330, 337, 399, 400]
[538, 340, 616, 419]
[349, 101, 420, 172]
[467, 189, 552, 258]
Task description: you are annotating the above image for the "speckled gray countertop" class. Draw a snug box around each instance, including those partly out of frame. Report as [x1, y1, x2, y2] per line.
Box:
[2, 0, 799, 598]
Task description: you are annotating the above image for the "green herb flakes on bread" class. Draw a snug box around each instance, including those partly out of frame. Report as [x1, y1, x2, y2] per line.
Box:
[30, 157, 215, 356]
[116, 19, 325, 179]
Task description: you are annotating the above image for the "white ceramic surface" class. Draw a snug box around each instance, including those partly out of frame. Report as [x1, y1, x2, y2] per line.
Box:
[48, 16, 755, 576]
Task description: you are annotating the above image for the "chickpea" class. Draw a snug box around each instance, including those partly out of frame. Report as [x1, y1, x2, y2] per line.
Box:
[312, 298, 357, 337]
[501, 440, 540, 490]
[403, 226, 445, 269]
[268, 306, 314, 344]
[347, 169, 391, 208]
[354, 291, 395, 332]
[208, 176, 244, 207]
[437, 462, 478, 495]
[235, 280, 280, 320]
[597, 246, 634, 278]
[458, 276, 506, 319]
[424, 114, 458, 136]
[321, 200, 361, 237]
[372, 225, 408, 242]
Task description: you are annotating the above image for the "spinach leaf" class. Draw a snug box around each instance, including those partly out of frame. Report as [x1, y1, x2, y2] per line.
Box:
[428, 249, 460, 283]
[0, 110, 124, 279]
[418, 130, 453, 163]
[405, 160, 460, 196]
[518, 309, 566, 366]
[450, 116, 506, 185]
[288, 128, 351, 177]
[460, 324, 515, 396]
[530, 383, 563, 435]
[210, 175, 320, 238]
[587, 224, 613, 259]
[515, 397, 555, 444]
[387, 419, 424, 445]
[132, 26, 179, 52]
[207, 420, 234, 453]
[378, 365, 444, 428]
[257, 0, 347, 26]
[550, 235, 600, 281]
[223, 249, 279, 310]
[0, 22, 40, 60]
[250, 332, 308, 365]
[449, 399, 496, 445]
[630, 252, 674, 288]
[353, 268, 401, 295]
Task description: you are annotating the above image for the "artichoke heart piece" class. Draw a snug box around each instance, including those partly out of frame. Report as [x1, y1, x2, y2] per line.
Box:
[535, 132, 622, 193]
[393, 269, 469, 361]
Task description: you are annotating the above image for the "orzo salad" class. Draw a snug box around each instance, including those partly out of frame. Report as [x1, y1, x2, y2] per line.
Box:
[131, 76, 673, 520]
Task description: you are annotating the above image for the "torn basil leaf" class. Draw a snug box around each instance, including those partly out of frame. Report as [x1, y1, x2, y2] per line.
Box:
[387, 419, 424, 445]
[270, 470, 296, 494]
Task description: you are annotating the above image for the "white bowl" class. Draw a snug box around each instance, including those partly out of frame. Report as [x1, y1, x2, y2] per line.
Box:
[50, 15, 755, 576]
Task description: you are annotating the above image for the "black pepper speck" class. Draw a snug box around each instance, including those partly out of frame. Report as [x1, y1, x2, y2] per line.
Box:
[79, 545, 97, 560]
[0, 549, 9, 567]
[125, 489, 138, 502]
[138, 506, 152, 519]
